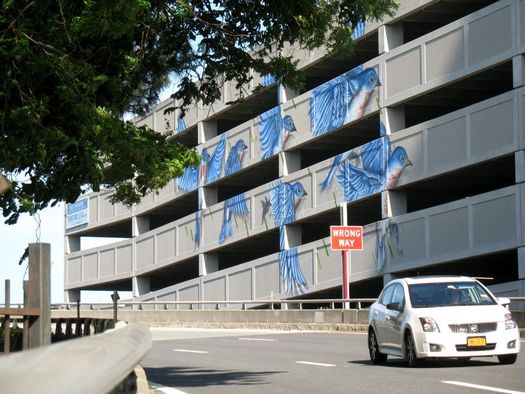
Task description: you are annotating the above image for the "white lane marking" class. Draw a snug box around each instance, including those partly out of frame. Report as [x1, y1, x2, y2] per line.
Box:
[238, 337, 278, 342]
[443, 381, 525, 394]
[296, 361, 336, 367]
[149, 381, 188, 394]
[173, 348, 209, 354]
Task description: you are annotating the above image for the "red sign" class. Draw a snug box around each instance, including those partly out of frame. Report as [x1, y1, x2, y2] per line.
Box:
[330, 226, 363, 251]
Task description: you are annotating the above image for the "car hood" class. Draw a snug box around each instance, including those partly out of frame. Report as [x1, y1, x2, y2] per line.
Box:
[411, 305, 508, 323]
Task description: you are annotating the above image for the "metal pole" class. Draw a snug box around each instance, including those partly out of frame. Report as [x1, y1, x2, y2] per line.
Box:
[340, 202, 350, 309]
[112, 291, 118, 324]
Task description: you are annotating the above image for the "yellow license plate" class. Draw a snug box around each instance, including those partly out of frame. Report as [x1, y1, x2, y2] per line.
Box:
[467, 337, 486, 347]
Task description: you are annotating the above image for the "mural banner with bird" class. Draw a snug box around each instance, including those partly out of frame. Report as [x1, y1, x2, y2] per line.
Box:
[320, 124, 412, 203]
[259, 107, 297, 160]
[309, 66, 380, 137]
[176, 133, 227, 193]
[267, 180, 308, 296]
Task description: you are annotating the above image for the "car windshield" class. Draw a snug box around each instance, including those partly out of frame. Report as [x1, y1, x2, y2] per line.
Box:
[408, 281, 497, 308]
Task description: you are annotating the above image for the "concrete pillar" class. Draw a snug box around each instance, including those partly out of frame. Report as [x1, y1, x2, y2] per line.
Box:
[518, 247, 525, 279]
[26, 243, 51, 348]
[200, 186, 218, 210]
[199, 253, 219, 276]
[513, 55, 525, 88]
[279, 150, 301, 177]
[381, 105, 405, 134]
[278, 84, 300, 104]
[378, 23, 404, 54]
[515, 150, 525, 183]
[64, 289, 80, 303]
[132, 216, 150, 237]
[284, 224, 302, 248]
[382, 190, 407, 219]
[198, 120, 218, 144]
[132, 276, 151, 297]
[65, 235, 80, 253]
[383, 272, 395, 286]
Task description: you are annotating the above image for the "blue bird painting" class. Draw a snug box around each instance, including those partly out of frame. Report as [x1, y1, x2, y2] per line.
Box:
[321, 125, 412, 202]
[225, 139, 248, 177]
[374, 219, 401, 273]
[309, 66, 381, 137]
[259, 107, 297, 160]
[177, 116, 186, 133]
[176, 133, 227, 192]
[219, 139, 249, 244]
[269, 180, 308, 295]
[219, 194, 249, 244]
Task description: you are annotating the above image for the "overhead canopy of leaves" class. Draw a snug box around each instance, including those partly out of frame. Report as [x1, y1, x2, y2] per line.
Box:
[0, 0, 397, 224]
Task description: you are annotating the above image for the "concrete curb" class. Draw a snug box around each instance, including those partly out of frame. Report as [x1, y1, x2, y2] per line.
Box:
[134, 365, 150, 394]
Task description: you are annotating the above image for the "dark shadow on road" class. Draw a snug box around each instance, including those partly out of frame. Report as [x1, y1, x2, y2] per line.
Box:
[349, 358, 501, 369]
[144, 366, 285, 388]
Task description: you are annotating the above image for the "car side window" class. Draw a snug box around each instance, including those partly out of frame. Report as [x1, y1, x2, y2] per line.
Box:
[391, 284, 405, 306]
[379, 284, 395, 306]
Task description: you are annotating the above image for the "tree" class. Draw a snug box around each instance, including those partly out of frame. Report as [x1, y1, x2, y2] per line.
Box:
[0, 0, 397, 224]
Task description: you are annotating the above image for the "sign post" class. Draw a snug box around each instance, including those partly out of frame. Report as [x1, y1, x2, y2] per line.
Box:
[331, 202, 363, 309]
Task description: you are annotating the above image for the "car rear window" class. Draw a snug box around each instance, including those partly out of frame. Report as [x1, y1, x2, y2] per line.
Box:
[408, 281, 496, 308]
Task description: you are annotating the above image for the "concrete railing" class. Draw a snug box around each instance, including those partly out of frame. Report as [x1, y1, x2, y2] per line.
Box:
[0, 323, 151, 394]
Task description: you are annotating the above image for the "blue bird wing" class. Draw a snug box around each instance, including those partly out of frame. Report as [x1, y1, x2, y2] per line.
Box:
[338, 161, 383, 202]
[225, 146, 242, 176]
[270, 180, 295, 228]
[177, 117, 186, 133]
[206, 134, 227, 184]
[361, 137, 388, 180]
[309, 74, 348, 137]
[219, 193, 248, 244]
[279, 248, 307, 296]
[259, 107, 282, 160]
[321, 154, 342, 191]
[269, 180, 285, 227]
[176, 165, 199, 192]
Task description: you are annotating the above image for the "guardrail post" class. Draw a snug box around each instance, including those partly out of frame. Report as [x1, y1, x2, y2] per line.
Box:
[3, 279, 11, 353]
[26, 243, 51, 348]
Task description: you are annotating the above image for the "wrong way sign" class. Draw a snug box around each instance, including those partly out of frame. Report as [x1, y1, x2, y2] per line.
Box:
[330, 225, 363, 251]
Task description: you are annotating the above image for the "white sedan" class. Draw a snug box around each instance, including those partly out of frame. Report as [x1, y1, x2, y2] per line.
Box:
[368, 276, 520, 367]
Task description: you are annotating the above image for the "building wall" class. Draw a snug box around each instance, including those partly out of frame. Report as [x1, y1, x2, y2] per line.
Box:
[64, 0, 525, 304]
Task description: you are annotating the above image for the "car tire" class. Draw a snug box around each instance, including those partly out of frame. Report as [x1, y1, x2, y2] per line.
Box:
[497, 354, 517, 365]
[368, 329, 387, 365]
[404, 332, 421, 367]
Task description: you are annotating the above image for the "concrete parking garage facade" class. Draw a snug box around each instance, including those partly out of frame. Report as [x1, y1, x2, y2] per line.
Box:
[64, 0, 525, 306]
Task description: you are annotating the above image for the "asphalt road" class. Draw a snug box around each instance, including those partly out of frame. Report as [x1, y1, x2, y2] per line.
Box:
[142, 328, 525, 394]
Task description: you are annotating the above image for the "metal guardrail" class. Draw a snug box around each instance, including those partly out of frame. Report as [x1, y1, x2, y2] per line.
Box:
[58, 298, 378, 311]
[0, 322, 152, 394]
[5, 296, 525, 312]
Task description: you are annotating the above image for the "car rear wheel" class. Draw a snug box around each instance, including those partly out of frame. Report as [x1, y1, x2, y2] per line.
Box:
[404, 332, 421, 367]
[498, 354, 517, 365]
[368, 329, 387, 365]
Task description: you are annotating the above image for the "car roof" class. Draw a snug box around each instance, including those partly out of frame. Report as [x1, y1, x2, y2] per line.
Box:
[400, 276, 476, 285]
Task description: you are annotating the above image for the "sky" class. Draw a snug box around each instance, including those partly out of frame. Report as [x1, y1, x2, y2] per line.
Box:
[0, 203, 65, 304]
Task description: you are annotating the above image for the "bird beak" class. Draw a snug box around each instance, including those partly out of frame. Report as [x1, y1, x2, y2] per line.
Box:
[405, 159, 413, 167]
[376, 80, 382, 87]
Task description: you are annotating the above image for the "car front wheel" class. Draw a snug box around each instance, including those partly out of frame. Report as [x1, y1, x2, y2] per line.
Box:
[498, 354, 517, 365]
[368, 328, 387, 365]
[404, 332, 421, 367]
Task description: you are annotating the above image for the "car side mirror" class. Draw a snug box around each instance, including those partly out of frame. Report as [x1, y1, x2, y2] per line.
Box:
[387, 302, 403, 312]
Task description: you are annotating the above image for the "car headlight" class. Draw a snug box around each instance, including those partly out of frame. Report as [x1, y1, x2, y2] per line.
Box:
[419, 317, 440, 332]
[504, 313, 516, 330]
